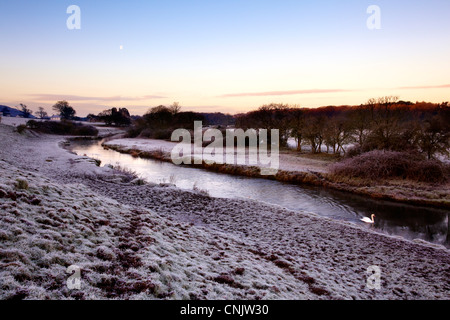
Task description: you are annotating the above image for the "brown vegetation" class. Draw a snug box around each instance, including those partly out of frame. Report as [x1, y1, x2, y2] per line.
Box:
[127, 104, 204, 139]
[26, 120, 98, 136]
[236, 98, 450, 160]
[331, 150, 448, 183]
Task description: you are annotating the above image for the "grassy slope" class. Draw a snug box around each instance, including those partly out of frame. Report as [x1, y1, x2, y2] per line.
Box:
[0, 160, 315, 300]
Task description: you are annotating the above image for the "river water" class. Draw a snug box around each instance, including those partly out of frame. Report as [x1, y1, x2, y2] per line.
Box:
[68, 139, 450, 248]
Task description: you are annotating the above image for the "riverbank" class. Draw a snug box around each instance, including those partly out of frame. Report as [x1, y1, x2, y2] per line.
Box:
[103, 138, 450, 210]
[0, 124, 449, 300]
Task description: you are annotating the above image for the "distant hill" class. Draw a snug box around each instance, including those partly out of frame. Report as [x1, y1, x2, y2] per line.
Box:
[0, 105, 36, 118]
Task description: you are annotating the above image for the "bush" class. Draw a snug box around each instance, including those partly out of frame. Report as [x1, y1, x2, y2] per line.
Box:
[331, 150, 447, 183]
[71, 125, 98, 136]
[16, 125, 27, 134]
[125, 126, 142, 138]
[26, 120, 98, 136]
[345, 145, 362, 158]
[407, 160, 447, 183]
[26, 120, 39, 129]
[137, 128, 173, 140]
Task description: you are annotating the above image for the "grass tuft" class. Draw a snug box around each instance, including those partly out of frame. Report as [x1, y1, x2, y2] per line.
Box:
[15, 179, 29, 190]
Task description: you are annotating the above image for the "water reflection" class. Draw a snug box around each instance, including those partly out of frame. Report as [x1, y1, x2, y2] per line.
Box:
[68, 139, 449, 247]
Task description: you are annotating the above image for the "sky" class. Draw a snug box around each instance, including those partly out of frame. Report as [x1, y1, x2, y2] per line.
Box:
[0, 0, 449, 116]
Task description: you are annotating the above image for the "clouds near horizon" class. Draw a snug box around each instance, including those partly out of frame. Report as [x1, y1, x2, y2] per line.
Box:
[398, 84, 450, 90]
[219, 88, 354, 98]
[27, 94, 166, 102]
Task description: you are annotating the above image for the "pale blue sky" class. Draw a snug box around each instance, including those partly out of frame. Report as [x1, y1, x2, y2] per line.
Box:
[1, 0, 449, 115]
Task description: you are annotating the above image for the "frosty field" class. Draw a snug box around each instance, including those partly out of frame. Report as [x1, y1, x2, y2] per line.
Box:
[0, 123, 449, 300]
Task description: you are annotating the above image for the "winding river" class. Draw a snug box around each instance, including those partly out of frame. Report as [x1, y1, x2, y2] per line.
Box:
[68, 139, 450, 248]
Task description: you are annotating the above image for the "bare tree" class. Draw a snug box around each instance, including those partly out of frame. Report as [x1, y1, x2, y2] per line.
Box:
[289, 107, 304, 151]
[35, 107, 48, 119]
[52, 101, 76, 120]
[19, 103, 32, 118]
[303, 114, 326, 154]
[168, 102, 181, 115]
[324, 116, 354, 155]
[417, 116, 450, 159]
[365, 96, 405, 150]
[349, 104, 372, 146]
[237, 103, 291, 147]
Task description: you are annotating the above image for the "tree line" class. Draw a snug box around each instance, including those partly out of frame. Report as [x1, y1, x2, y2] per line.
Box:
[235, 97, 450, 160]
[126, 103, 237, 139]
[14, 101, 77, 120]
[13, 98, 450, 162]
[127, 103, 204, 139]
[88, 108, 131, 126]
[15, 101, 133, 126]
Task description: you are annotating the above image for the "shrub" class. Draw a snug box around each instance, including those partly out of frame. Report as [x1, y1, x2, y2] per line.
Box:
[137, 128, 173, 140]
[132, 178, 146, 186]
[16, 125, 27, 134]
[26, 120, 39, 129]
[331, 150, 447, 183]
[345, 145, 362, 158]
[407, 160, 446, 183]
[26, 120, 98, 136]
[125, 126, 142, 138]
[71, 125, 98, 136]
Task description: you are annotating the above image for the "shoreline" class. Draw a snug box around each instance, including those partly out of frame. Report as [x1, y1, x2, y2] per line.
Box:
[103, 139, 450, 210]
[1, 124, 449, 300]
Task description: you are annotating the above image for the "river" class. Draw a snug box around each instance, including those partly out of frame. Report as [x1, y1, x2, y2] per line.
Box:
[68, 139, 450, 248]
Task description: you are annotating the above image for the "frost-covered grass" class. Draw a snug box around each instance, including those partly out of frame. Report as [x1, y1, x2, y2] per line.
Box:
[0, 161, 318, 300]
[0, 123, 449, 300]
[0, 117, 32, 127]
[85, 180, 450, 300]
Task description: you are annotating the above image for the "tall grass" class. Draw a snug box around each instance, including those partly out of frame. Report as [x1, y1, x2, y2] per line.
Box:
[111, 163, 144, 183]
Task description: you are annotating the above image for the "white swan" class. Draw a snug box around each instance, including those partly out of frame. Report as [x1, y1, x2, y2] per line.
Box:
[361, 214, 375, 224]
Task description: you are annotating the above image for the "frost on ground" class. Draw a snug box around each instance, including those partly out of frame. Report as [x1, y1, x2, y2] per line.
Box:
[0, 160, 318, 300]
[0, 124, 449, 300]
[0, 117, 31, 127]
